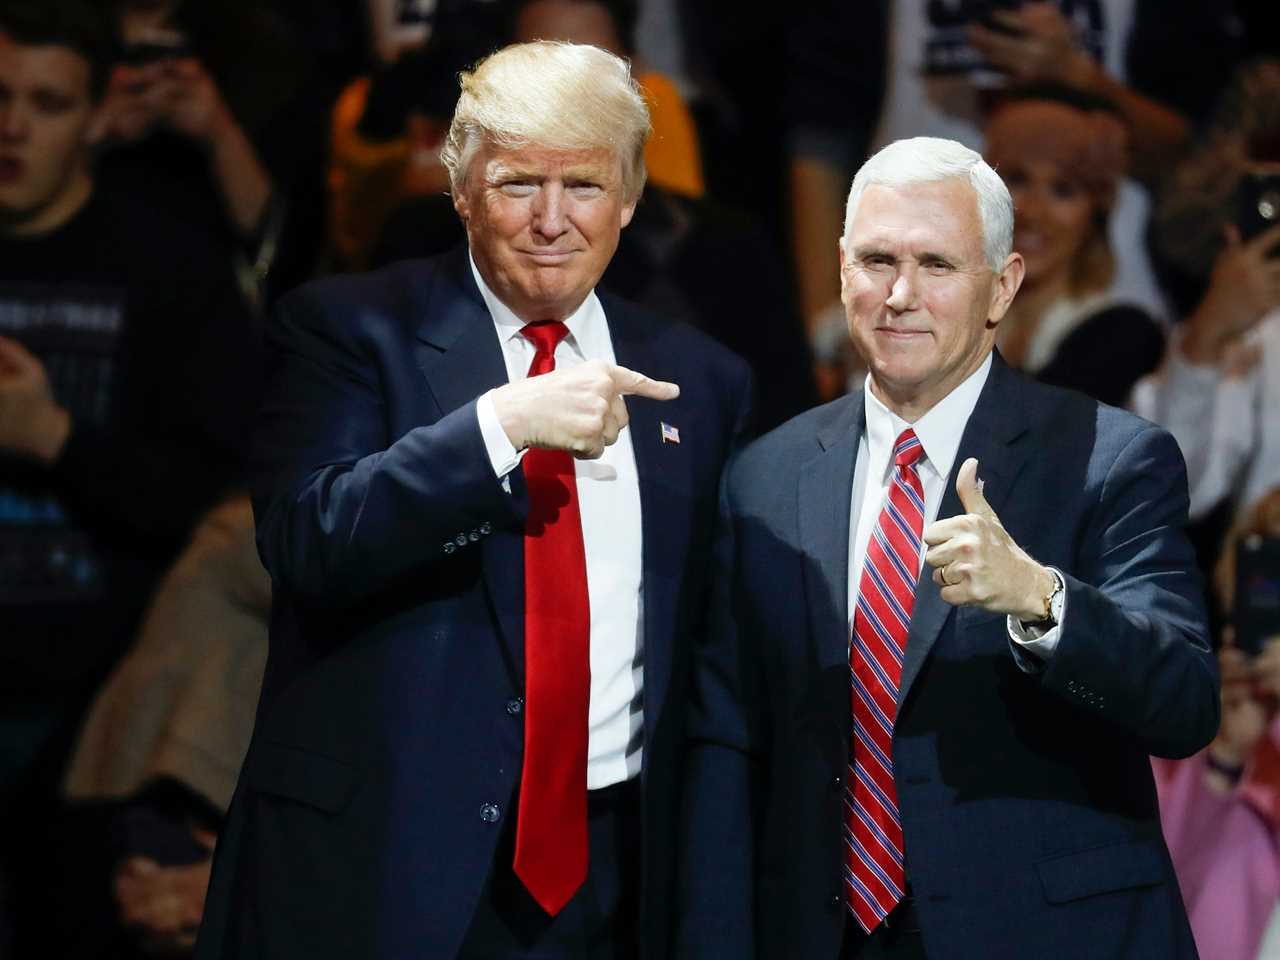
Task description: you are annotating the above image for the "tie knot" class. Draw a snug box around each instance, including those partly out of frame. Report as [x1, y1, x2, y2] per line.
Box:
[521, 321, 571, 359]
[893, 429, 923, 469]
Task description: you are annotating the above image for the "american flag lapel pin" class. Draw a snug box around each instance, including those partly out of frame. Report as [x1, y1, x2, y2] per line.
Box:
[660, 421, 680, 444]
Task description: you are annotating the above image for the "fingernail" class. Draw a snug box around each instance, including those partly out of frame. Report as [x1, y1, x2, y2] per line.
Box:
[977, 478, 985, 495]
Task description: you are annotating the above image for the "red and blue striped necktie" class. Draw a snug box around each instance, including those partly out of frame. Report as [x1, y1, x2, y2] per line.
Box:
[845, 428, 925, 931]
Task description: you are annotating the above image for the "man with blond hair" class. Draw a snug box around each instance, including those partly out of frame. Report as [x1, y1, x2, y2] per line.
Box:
[196, 41, 753, 960]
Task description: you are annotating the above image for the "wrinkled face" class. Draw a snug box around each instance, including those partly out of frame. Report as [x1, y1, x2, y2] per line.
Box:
[839, 179, 1023, 419]
[453, 141, 636, 322]
[1000, 158, 1096, 286]
[0, 35, 96, 232]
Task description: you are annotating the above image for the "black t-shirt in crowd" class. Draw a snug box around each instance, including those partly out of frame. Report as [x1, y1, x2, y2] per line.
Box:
[0, 185, 262, 697]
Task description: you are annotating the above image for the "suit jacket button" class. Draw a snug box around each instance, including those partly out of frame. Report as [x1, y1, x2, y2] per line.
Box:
[506, 697, 524, 716]
[480, 803, 501, 823]
[480, 522, 493, 535]
[443, 542, 456, 555]
[469, 529, 481, 542]
[455, 534, 469, 547]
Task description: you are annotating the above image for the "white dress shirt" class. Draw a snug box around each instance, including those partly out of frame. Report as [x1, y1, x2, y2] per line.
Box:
[470, 258, 644, 789]
[848, 355, 1064, 668]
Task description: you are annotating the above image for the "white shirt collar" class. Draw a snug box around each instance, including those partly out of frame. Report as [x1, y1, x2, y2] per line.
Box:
[468, 252, 607, 362]
[862, 353, 993, 484]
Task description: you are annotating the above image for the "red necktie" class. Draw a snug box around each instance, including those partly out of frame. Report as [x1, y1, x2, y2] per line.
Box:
[845, 428, 925, 931]
[512, 321, 591, 916]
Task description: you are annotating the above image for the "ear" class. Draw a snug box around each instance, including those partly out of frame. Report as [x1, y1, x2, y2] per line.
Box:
[452, 183, 470, 222]
[838, 237, 852, 305]
[987, 252, 1025, 328]
[620, 198, 637, 229]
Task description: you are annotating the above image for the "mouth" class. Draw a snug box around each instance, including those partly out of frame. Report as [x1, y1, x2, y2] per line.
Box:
[876, 326, 930, 340]
[0, 156, 24, 185]
[521, 249, 577, 265]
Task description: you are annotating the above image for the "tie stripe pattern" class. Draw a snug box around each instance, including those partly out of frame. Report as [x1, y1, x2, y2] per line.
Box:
[845, 428, 925, 932]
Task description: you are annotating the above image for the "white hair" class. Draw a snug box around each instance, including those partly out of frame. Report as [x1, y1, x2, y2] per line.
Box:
[441, 40, 651, 201]
[842, 137, 1014, 271]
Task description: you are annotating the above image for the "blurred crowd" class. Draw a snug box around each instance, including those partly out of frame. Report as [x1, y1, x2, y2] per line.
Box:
[0, 0, 1278, 956]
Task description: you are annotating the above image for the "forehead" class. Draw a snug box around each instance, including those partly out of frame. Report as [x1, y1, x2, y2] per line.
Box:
[0, 35, 92, 98]
[850, 179, 984, 259]
[476, 142, 621, 180]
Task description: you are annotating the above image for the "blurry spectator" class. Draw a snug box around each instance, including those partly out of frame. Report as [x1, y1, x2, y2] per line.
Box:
[327, 0, 504, 270]
[513, 0, 705, 199]
[0, 0, 260, 949]
[55, 497, 269, 958]
[92, 0, 324, 304]
[983, 92, 1163, 405]
[1155, 486, 1280, 960]
[1132, 61, 1280, 528]
[806, 0, 1256, 389]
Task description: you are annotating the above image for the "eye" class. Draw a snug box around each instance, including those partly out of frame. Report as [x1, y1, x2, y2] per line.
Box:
[859, 254, 895, 270]
[498, 180, 537, 197]
[568, 181, 603, 197]
[921, 258, 955, 274]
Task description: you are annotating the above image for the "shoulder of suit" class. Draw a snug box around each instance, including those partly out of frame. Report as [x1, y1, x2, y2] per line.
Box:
[273, 255, 455, 337]
[733, 394, 857, 471]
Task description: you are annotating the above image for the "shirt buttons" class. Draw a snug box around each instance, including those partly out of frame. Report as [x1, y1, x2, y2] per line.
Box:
[480, 803, 501, 823]
[506, 697, 524, 716]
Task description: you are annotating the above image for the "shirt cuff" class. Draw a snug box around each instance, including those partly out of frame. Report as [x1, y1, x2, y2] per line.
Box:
[476, 389, 524, 482]
[1006, 568, 1068, 673]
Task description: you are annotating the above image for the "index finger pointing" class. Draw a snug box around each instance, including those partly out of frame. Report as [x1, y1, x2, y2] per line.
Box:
[611, 365, 680, 401]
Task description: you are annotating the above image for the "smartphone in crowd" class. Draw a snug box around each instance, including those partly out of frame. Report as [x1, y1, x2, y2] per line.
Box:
[1235, 534, 1280, 657]
[1236, 170, 1280, 256]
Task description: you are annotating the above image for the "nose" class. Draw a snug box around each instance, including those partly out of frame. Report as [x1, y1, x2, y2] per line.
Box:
[530, 182, 568, 240]
[885, 266, 917, 312]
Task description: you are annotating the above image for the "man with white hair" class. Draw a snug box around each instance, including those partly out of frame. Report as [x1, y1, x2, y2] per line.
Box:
[196, 41, 752, 960]
[677, 136, 1215, 959]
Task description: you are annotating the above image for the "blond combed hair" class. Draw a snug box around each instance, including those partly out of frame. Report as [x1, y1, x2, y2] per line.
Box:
[441, 41, 651, 201]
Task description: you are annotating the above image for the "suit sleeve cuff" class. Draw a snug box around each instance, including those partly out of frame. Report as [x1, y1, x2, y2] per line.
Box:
[476, 389, 525, 481]
[1006, 567, 1068, 673]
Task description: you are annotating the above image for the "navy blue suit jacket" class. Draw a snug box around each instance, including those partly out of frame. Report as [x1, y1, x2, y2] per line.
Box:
[677, 356, 1217, 959]
[195, 249, 753, 959]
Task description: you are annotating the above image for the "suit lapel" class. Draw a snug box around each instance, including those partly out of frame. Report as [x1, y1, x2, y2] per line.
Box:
[897, 356, 1033, 710]
[412, 249, 526, 674]
[800, 394, 865, 675]
[604, 297, 680, 732]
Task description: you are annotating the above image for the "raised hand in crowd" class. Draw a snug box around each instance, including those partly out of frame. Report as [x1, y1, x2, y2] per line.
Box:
[968, 1, 1190, 179]
[91, 56, 272, 236]
[0, 337, 69, 465]
[1180, 222, 1280, 366]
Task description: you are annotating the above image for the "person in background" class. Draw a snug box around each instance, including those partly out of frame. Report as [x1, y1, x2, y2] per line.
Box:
[92, 0, 324, 304]
[1131, 60, 1280, 590]
[0, 0, 260, 952]
[1155, 485, 1280, 960]
[982, 91, 1163, 406]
